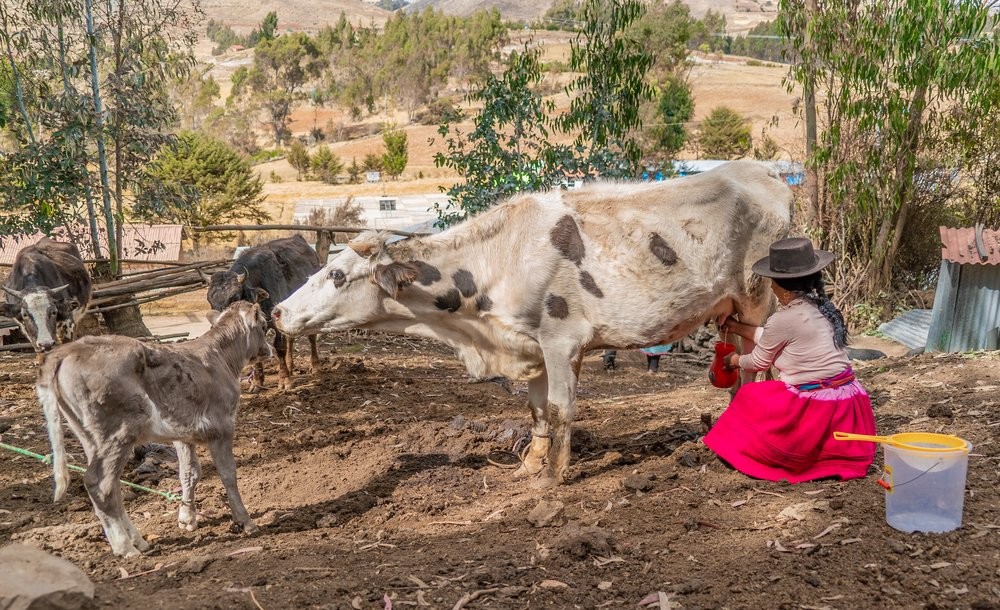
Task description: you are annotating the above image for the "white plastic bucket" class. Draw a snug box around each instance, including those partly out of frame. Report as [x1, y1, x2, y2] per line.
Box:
[881, 439, 972, 534]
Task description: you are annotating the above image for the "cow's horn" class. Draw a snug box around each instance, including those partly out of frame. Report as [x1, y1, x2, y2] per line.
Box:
[236, 271, 247, 284]
[1, 285, 23, 299]
[49, 284, 69, 295]
[348, 233, 383, 258]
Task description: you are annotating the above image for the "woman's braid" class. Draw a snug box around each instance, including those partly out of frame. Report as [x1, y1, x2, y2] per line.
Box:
[776, 272, 850, 349]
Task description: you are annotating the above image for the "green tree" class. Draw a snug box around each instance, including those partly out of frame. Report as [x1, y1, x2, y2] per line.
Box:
[133, 131, 268, 248]
[246, 33, 325, 146]
[381, 124, 408, 180]
[697, 106, 752, 159]
[288, 139, 311, 180]
[347, 156, 362, 183]
[310, 144, 344, 184]
[780, 0, 1000, 306]
[556, 0, 655, 179]
[650, 75, 693, 158]
[362, 153, 384, 172]
[434, 45, 558, 225]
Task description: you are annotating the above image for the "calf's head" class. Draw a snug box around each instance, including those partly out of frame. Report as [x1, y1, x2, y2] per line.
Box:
[273, 231, 418, 336]
[207, 300, 274, 361]
[1, 285, 74, 351]
[207, 270, 268, 312]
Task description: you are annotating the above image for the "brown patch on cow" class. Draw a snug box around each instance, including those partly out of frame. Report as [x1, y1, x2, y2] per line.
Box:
[434, 289, 462, 313]
[650, 233, 678, 266]
[545, 294, 569, 319]
[412, 261, 442, 286]
[550, 215, 585, 265]
[452, 269, 477, 298]
[681, 218, 706, 244]
[579, 270, 603, 298]
[476, 295, 493, 312]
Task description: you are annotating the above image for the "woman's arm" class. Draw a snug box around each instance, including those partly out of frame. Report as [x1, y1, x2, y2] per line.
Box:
[724, 314, 789, 372]
[720, 317, 762, 343]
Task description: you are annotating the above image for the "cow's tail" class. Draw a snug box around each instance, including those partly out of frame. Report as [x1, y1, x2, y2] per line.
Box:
[36, 356, 71, 502]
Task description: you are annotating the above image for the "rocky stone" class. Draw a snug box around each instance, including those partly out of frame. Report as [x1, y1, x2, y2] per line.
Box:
[178, 555, 214, 575]
[0, 543, 95, 610]
[623, 473, 655, 492]
[927, 403, 954, 419]
[554, 526, 613, 559]
[526, 500, 565, 527]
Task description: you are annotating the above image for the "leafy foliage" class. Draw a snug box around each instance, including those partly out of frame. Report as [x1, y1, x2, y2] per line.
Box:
[433, 45, 558, 226]
[288, 140, 311, 180]
[310, 144, 344, 184]
[246, 33, 325, 146]
[206, 12, 278, 55]
[780, 0, 1000, 310]
[133, 131, 267, 237]
[650, 75, 694, 158]
[697, 106, 752, 159]
[381, 125, 408, 180]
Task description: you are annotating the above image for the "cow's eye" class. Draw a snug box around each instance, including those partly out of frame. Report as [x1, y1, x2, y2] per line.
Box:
[330, 270, 345, 283]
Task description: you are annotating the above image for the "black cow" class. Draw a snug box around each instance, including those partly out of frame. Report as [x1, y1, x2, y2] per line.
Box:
[1, 238, 93, 354]
[207, 234, 321, 390]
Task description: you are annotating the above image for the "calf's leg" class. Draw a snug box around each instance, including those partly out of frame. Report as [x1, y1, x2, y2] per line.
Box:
[84, 442, 147, 557]
[207, 435, 257, 534]
[175, 442, 201, 531]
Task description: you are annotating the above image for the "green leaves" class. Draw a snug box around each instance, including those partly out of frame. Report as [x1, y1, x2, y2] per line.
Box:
[133, 131, 267, 234]
[697, 106, 752, 160]
[381, 125, 408, 180]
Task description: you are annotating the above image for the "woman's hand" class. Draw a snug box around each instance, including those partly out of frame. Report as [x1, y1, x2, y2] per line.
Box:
[720, 316, 758, 342]
[724, 352, 740, 370]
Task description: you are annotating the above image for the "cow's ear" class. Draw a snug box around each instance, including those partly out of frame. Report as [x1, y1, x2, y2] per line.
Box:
[254, 288, 270, 303]
[206, 310, 222, 326]
[372, 262, 418, 299]
[68, 298, 81, 310]
[0, 302, 14, 319]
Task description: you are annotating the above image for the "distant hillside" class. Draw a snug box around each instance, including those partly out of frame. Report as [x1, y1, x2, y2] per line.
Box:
[199, 0, 390, 32]
[403, 0, 552, 21]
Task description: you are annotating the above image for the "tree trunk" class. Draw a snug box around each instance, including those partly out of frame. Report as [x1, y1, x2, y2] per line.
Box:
[870, 84, 928, 293]
[802, 0, 820, 226]
[101, 298, 152, 338]
[85, 0, 120, 275]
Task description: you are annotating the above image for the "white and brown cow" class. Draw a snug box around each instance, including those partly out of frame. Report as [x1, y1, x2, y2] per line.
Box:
[36, 301, 272, 557]
[274, 161, 792, 486]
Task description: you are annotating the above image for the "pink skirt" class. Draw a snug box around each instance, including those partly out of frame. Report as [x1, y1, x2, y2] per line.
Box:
[703, 379, 877, 483]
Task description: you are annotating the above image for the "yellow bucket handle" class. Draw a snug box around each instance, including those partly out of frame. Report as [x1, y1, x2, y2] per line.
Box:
[833, 431, 970, 453]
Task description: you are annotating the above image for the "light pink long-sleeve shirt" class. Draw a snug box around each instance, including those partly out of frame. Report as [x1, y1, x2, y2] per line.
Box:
[737, 299, 850, 385]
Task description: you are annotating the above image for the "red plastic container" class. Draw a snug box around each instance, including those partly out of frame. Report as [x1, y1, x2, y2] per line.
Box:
[708, 341, 739, 388]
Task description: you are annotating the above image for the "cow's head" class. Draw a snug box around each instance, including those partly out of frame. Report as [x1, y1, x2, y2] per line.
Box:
[1, 284, 73, 352]
[273, 231, 418, 336]
[207, 269, 269, 312]
[206, 300, 274, 361]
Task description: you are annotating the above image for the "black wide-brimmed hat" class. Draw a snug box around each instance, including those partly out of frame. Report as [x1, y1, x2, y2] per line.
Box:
[751, 237, 834, 279]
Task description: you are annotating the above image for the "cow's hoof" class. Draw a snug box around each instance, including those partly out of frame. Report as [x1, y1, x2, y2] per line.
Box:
[247, 384, 266, 394]
[529, 475, 558, 489]
[115, 543, 143, 559]
[133, 537, 151, 552]
[512, 462, 544, 479]
[178, 520, 197, 532]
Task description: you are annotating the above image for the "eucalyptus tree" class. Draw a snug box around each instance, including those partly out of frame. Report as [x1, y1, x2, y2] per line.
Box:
[0, 0, 201, 276]
[780, 0, 1000, 305]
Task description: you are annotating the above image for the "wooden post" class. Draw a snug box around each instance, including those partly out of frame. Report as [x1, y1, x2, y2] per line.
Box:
[315, 230, 332, 265]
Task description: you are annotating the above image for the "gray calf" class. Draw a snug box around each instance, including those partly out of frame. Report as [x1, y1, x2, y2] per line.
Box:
[36, 301, 273, 557]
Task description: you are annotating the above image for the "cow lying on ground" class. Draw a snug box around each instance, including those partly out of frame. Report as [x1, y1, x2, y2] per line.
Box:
[36, 301, 272, 557]
[274, 161, 792, 486]
[208, 234, 322, 390]
[1, 238, 92, 353]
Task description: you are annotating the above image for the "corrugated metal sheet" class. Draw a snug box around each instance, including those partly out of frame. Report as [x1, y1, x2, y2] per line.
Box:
[878, 309, 933, 350]
[0, 224, 182, 265]
[926, 260, 1000, 352]
[940, 226, 1000, 265]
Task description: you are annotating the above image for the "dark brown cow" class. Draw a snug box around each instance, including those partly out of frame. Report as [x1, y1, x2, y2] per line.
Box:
[1, 238, 92, 353]
[36, 301, 272, 557]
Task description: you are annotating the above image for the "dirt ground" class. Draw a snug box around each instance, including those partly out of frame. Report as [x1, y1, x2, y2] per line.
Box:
[2, 329, 999, 609]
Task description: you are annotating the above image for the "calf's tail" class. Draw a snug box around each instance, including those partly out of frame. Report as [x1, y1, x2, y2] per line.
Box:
[36, 357, 71, 502]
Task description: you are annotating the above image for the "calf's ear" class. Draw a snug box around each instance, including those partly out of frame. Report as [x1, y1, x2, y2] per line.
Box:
[372, 262, 418, 299]
[254, 288, 270, 303]
[206, 310, 222, 326]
